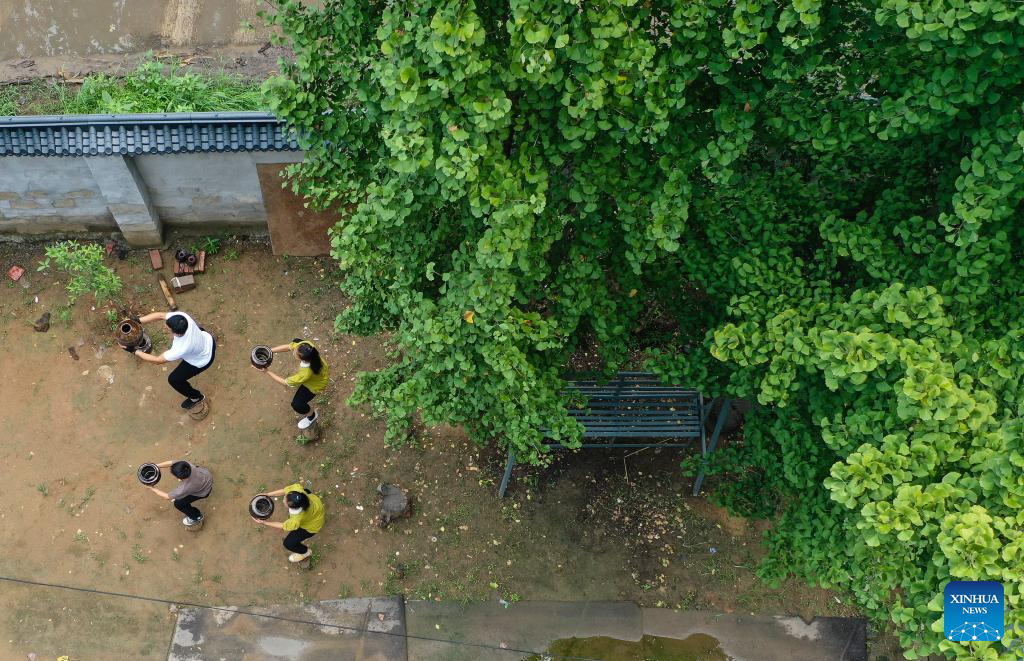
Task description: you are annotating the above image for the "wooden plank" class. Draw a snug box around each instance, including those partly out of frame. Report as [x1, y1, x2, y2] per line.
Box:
[258, 163, 340, 256]
[158, 275, 177, 310]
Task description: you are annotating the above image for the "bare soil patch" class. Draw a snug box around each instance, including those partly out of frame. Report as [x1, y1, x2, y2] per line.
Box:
[0, 239, 862, 659]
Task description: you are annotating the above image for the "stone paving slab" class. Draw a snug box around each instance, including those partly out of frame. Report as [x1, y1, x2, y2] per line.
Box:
[167, 597, 406, 661]
[168, 597, 867, 661]
[642, 609, 867, 661]
[405, 600, 642, 660]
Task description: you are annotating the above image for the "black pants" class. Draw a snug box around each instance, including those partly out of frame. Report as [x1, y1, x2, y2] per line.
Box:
[283, 528, 316, 554]
[173, 492, 210, 520]
[291, 385, 316, 415]
[168, 338, 217, 399]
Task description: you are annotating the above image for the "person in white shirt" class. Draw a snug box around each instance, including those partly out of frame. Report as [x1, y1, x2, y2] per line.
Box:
[130, 311, 216, 409]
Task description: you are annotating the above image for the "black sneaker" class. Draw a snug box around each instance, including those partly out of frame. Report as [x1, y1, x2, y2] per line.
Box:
[181, 395, 205, 410]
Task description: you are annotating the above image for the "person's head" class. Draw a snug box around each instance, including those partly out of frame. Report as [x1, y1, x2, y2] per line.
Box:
[170, 461, 192, 480]
[294, 341, 323, 375]
[286, 490, 310, 515]
[166, 314, 188, 336]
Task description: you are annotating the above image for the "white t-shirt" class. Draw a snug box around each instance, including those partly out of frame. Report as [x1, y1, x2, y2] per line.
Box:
[161, 311, 214, 367]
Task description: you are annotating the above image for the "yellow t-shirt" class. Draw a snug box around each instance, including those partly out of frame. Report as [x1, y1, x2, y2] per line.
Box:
[282, 483, 325, 533]
[285, 340, 329, 394]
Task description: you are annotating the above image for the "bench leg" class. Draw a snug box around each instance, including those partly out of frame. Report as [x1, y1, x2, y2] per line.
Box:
[498, 447, 516, 498]
[692, 398, 731, 496]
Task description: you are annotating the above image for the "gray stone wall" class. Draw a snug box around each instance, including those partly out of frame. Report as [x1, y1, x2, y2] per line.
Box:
[134, 153, 269, 228]
[0, 150, 303, 245]
[0, 157, 116, 235]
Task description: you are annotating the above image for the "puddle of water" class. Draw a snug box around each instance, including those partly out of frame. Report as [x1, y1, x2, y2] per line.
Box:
[526, 634, 733, 661]
[0, 0, 267, 60]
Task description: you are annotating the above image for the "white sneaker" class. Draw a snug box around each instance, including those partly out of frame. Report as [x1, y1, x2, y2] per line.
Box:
[289, 550, 312, 563]
[182, 516, 202, 526]
[298, 413, 317, 429]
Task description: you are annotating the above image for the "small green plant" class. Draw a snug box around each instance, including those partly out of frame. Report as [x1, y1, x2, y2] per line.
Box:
[106, 309, 119, 330]
[338, 584, 353, 599]
[74, 531, 88, 542]
[201, 236, 221, 255]
[53, 305, 72, 325]
[36, 483, 49, 497]
[37, 241, 122, 304]
[223, 249, 241, 261]
[132, 545, 148, 563]
[296, 434, 314, 446]
[171, 549, 180, 562]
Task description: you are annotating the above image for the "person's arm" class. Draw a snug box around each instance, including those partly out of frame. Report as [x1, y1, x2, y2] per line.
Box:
[155, 460, 175, 468]
[138, 312, 167, 324]
[251, 517, 285, 529]
[147, 486, 171, 500]
[260, 370, 290, 386]
[133, 350, 168, 365]
[270, 343, 293, 353]
[265, 486, 291, 497]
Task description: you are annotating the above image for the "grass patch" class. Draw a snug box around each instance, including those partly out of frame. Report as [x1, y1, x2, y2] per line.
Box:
[1, 57, 265, 116]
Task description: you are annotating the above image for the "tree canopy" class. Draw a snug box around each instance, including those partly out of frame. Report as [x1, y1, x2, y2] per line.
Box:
[261, 0, 1023, 657]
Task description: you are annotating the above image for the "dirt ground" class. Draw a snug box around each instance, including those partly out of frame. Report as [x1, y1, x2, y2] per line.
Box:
[0, 238, 878, 660]
[0, 43, 291, 86]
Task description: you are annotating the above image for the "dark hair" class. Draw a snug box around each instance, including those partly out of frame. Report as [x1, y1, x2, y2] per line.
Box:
[286, 490, 310, 511]
[166, 314, 188, 335]
[296, 342, 323, 375]
[170, 461, 192, 479]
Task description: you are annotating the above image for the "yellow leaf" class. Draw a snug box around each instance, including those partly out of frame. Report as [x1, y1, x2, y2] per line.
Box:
[629, 289, 638, 297]
[463, 310, 475, 324]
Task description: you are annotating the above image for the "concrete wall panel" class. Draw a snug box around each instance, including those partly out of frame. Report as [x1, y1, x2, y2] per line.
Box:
[0, 157, 115, 234]
[0, 150, 306, 241]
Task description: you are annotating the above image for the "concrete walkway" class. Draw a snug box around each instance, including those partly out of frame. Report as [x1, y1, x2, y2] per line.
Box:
[167, 597, 407, 661]
[168, 598, 866, 660]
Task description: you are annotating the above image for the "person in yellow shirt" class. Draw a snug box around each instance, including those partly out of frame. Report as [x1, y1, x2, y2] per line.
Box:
[250, 482, 325, 562]
[254, 339, 329, 429]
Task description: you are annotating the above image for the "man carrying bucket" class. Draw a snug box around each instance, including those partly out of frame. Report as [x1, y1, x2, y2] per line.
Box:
[143, 460, 213, 528]
[130, 311, 216, 410]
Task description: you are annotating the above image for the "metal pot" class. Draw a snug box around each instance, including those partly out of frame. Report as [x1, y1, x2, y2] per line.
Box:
[138, 463, 161, 486]
[250, 495, 274, 519]
[116, 318, 153, 353]
[186, 253, 198, 266]
[250, 345, 273, 369]
[175, 249, 189, 263]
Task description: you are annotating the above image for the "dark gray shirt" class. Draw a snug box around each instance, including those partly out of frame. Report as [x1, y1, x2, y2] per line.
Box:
[168, 463, 213, 500]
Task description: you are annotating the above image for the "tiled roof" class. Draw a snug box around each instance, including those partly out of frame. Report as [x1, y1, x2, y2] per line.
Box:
[0, 112, 299, 157]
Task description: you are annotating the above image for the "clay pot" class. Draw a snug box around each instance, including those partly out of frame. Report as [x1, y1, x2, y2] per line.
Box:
[138, 463, 161, 486]
[250, 495, 274, 519]
[116, 318, 152, 353]
[250, 345, 273, 369]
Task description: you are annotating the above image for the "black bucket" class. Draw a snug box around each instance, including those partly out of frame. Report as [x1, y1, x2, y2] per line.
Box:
[250, 495, 275, 519]
[138, 463, 161, 486]
[250, 345, 273, 369]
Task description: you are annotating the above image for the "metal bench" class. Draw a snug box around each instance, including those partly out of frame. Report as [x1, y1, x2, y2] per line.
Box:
[497, 371, 731, 497]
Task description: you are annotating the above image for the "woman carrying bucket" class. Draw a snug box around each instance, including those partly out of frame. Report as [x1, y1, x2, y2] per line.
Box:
[250, 482, 325, 562]
[253, 339, 329, 430]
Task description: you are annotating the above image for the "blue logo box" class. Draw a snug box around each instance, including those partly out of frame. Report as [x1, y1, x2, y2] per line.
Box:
[944, 581, 1004, 642]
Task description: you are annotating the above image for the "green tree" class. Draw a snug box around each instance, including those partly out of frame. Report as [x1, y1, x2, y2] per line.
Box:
[262, 0, 1023, 657]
